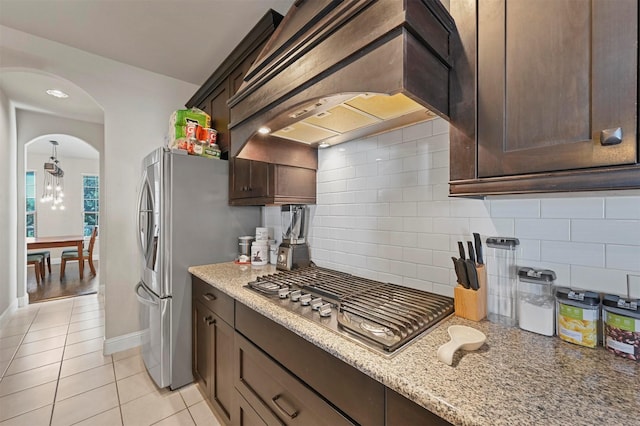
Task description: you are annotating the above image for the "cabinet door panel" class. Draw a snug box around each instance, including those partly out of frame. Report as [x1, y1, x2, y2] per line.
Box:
[193, 301, 212, 396]
[211, 315, 234, 423]
[478, 0, 637, 177]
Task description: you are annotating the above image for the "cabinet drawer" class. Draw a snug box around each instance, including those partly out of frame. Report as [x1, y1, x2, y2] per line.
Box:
[235, 303, 383, 426]
[235, 333, 353, 426]
[192, 276, 234, 325]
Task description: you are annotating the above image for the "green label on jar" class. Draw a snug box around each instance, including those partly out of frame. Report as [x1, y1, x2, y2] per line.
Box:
[559, 303, 584, 320]
[605, 311, 638, 332]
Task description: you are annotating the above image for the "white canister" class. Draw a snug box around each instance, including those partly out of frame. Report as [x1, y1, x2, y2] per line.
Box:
[251, 241, 268, 266]
[256, 227, 270, 241]
[268, 240, 278, 264]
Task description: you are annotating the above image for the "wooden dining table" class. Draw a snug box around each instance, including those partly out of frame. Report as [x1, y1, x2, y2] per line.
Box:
[26, 235, 85, 279]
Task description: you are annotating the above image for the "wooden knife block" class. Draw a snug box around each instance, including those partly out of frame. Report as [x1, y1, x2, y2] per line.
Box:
[454, 264, 487, 321]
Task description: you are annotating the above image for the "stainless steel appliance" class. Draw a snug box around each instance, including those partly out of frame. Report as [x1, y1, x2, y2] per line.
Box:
[135, 148, 260, 389]
[276, 205, 310, 270]
[247, 266, 454, 355]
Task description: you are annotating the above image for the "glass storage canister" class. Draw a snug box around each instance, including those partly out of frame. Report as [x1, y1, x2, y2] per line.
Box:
[485, 237, 520, 326]
[555, 287, 601, 348]
[251, 240, 268, 266]
[602, 294, 640, 362]
[517, 267, 556, 336]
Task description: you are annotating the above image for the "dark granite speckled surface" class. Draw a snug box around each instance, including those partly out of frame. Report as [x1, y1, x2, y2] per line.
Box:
[189, 262, 640, 426]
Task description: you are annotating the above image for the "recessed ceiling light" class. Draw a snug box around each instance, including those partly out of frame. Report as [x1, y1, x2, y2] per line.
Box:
[318, 142, 330, 148]
[257, 126, 271, 135]
[46, 89, 69, 99]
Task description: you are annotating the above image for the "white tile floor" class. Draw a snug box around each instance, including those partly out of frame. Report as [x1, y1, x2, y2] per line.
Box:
[0, 295, 222, 426]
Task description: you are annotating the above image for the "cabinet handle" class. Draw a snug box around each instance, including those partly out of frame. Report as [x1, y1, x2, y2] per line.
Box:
[207, 318, 216, 326]
[203, 315, 213, 324]
[202, 293, 217, 302]
[600, 127, 622, 146]
[271, 394, 298, 419]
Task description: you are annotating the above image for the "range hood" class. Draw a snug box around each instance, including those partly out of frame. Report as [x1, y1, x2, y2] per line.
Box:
[228, 0, 457, 168]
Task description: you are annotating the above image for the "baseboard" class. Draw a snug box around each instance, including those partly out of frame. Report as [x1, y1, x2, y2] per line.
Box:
[18, 294, 29, 308]
[103, 330, 144, 355]
[0, 299, 19, 326]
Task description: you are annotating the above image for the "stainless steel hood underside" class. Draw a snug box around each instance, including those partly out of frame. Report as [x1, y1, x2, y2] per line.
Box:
[228, 0, 457, 167]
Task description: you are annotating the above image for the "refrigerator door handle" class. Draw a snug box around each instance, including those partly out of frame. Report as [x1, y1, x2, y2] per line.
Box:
[137, 172, 155, 261]
[135, 282, 159, 307]
[136, 170, 148, 258]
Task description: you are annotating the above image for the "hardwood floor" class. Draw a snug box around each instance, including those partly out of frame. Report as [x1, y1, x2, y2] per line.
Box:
[27, 261, 99, 304]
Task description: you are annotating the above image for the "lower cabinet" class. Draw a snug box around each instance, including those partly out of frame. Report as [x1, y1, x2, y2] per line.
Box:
[192, 276, 452, 426]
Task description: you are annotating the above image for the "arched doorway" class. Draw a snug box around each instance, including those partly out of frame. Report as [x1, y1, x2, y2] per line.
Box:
[1, 69, 105, 306]
[24, 135, 100, 303]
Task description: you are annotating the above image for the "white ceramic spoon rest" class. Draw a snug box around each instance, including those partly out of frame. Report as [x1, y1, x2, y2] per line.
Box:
[437, 325, 486, 366]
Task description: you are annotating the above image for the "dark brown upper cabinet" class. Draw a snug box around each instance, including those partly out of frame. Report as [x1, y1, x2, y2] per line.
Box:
[449, 0, 639, 196]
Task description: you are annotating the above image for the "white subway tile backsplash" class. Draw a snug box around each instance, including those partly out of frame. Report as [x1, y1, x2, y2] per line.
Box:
[377, 217, 404, 232]
[571, 265, 629, 295]
[605, 245, 640, 272]
[540, 241, 605, 268]
[303, 121, 640, 298]
[541, 198, 604, 219]
[378, 245, 403, 260]
[402, 186, 433, 202]
[402, 120, 433, 141]
[389, 202, 417, 217]
[378, 129, 403, 147]
[416, 265, 450, 285]
[515, 219, 570, 241]
[572, 219, 640, 245]
[417, 201, 450, 217]
[629, 274, 640, 298]
[417, 167, 449, 185]
[403, 217, 433, 233]
[605, 196, 640, 219]
[417, 132, 450, 153]
[432, 118, 449, 135]
[491, 199, 540, 218]
[389, 231, 418, 247]
[403, 247, 433, 264]
[377, 188, 403, 203]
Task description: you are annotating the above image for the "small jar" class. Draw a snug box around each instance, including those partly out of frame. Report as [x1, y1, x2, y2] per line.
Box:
[602, 294, 640, 362]
[555, 287, 601, 348]
[517, 267, 556, 336]
[251, 240, 268, 266]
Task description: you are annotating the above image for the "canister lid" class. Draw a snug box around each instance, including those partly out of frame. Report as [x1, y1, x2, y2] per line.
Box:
[603, 294, 639, 313]
[518, 267, 556, 283]
[555, 286, 600, 306]
[486, 237, 520, 249]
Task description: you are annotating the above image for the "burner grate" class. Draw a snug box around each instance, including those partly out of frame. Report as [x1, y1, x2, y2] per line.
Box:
[246, 266, 454, 353]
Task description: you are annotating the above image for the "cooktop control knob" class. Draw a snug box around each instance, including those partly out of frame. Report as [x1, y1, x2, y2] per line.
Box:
[278, 288, 289, 299]
[290, 290, 302, 302]
[300, 294, 311, 306]
[319, 303, 332, 317]
[310, 297, 323, 310]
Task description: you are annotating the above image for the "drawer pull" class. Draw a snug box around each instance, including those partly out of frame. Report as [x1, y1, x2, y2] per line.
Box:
[203, 315, 213, 324]
[271, 394, 298, 419]
[202, 293, 217, 302]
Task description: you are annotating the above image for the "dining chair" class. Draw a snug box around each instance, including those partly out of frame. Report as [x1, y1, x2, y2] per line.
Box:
[27, 253, 45, 284]
[60, 226, 98, 278]
[27, 250, 51, 275]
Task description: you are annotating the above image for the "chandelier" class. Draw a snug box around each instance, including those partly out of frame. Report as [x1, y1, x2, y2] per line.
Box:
[41, 140, 65, 210]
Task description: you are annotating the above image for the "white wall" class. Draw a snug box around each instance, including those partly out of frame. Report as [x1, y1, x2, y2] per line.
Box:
[0, 89, 17, 318]
[265, 119, 640, 299]
[25, 153, 99, 260]
[1, 25, 198, 341]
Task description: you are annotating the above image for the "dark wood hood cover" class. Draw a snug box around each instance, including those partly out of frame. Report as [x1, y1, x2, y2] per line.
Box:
[228, 0, 457, 168]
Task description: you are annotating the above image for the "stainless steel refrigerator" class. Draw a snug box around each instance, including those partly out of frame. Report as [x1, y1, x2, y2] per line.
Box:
[134, 148, 260, 390]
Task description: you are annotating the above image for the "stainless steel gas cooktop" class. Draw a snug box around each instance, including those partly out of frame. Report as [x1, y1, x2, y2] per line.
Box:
[246, 266, 454, 355]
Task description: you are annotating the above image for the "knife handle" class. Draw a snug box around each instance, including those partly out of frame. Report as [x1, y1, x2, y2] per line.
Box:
[458, 241, 466, 260]
[467, 241, 476, 263]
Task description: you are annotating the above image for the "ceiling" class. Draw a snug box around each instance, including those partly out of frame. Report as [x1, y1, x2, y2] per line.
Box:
[0, 0, 294, 158]
[27, 135, 99, 160]
[0, 0, 294, 85]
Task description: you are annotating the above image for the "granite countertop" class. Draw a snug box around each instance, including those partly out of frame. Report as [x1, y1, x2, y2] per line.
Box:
[189, 262, 640, 426]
